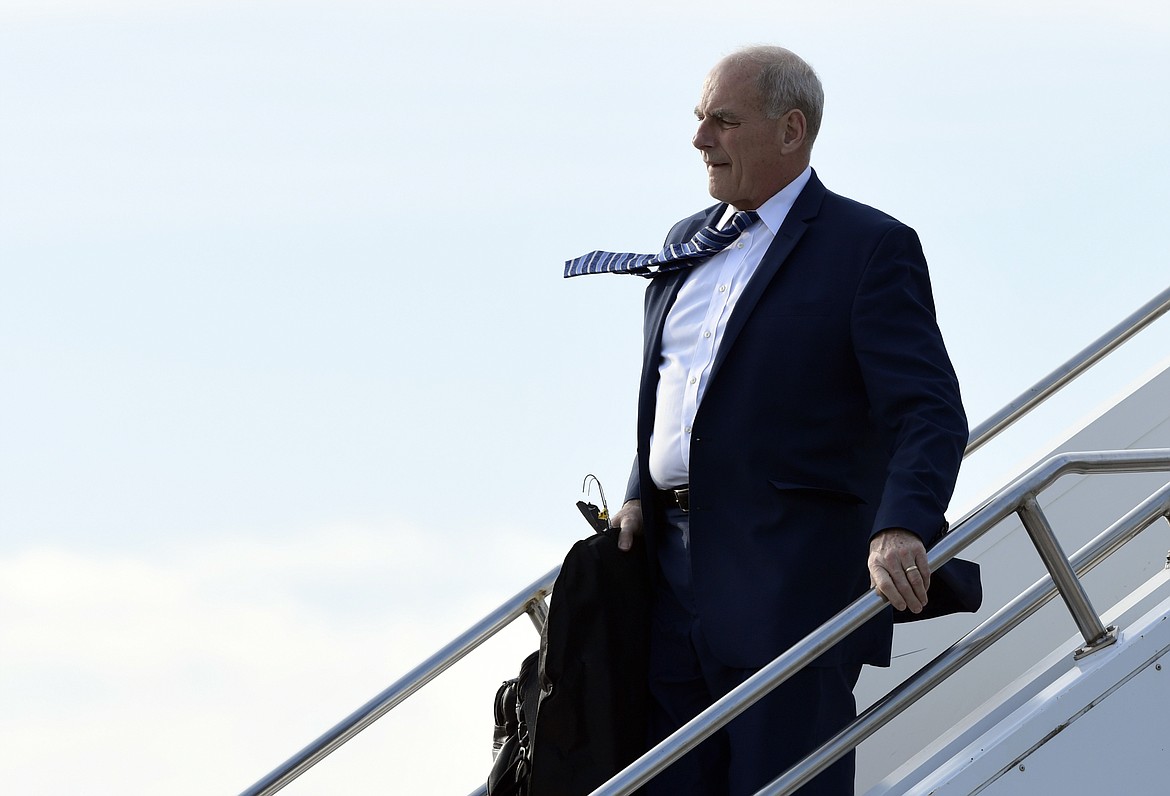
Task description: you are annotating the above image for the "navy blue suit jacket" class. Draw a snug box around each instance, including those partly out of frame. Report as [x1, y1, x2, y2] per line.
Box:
[628, 171, 968, 669]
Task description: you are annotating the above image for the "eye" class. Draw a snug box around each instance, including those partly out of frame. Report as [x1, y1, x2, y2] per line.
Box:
[695, 110, 741, 129]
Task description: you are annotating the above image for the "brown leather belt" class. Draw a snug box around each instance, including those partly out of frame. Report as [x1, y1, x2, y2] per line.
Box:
[659, 486, 690, 512]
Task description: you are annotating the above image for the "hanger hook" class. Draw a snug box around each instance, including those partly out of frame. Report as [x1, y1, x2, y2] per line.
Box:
[581, 473, 609, 518]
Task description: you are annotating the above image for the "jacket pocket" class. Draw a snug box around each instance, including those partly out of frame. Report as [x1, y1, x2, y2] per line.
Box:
[768, 480, 865, 505]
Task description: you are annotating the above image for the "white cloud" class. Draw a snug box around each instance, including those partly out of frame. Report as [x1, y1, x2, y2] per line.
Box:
[0, 522, 563, 794]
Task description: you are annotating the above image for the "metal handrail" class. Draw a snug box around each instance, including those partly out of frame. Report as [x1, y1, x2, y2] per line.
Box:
[758, 478, 1170, 795]
[587, 449, 1170, 796]
[964, 283, 1170, 456]
[241, 284, 1170, 795]
[239, 567, 559, 796]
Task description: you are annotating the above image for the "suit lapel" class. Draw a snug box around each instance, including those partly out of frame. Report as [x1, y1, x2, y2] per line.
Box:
[706, 173, 827, 386]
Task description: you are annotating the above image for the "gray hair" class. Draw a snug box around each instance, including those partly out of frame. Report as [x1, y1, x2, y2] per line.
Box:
[726, 46, 824, 148]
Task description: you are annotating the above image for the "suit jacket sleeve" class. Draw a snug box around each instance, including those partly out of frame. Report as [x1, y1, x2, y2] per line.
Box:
[851, 223, 967, 541]
[624, 455, 640, 505]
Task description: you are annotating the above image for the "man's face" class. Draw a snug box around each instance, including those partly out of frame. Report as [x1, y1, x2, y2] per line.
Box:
[692, 60, 790, 211]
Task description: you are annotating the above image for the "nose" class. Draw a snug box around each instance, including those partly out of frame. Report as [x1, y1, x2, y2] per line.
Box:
[692, 117, 714, 150]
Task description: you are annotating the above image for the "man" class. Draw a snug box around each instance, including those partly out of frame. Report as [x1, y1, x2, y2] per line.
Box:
[564, 46, 967, 795]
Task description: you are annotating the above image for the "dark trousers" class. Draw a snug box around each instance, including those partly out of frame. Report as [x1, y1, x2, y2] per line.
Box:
[646, 507, 861, 796]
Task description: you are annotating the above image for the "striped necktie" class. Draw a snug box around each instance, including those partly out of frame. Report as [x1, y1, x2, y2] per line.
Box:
[563, 210, 760, 278]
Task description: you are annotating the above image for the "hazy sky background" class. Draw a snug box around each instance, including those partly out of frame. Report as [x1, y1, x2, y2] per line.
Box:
[2, 1, 1169, 793]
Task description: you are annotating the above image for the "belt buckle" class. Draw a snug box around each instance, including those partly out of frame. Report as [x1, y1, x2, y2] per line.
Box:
[673, 487, 690, 513]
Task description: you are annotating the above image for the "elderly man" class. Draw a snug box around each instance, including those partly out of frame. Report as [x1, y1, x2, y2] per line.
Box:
[565, 46, 967, 795]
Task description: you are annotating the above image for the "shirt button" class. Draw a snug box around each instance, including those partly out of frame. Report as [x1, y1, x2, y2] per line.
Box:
[736, 242, 744, 249]
[684, 426, 692, 434]
[690, 377, 697, 385]
[719, 285, 728, 292]
[704, 331, 712, 339]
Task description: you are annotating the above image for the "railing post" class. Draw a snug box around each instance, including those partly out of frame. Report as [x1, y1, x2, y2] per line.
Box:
[1016, 495, 1116, 657]
[526, 596, 549, 634]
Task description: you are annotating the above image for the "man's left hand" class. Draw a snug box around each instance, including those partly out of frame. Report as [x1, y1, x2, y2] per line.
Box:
[868, 528, 929, 613]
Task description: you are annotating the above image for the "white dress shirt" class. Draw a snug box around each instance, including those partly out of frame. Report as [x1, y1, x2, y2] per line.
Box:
[648, 167, 813, 490]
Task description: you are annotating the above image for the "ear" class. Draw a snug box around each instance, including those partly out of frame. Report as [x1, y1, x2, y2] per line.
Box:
[778, 109, 808, 154]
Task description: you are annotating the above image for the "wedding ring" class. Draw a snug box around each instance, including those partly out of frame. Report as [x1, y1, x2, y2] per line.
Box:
[905, 565, 919, 574]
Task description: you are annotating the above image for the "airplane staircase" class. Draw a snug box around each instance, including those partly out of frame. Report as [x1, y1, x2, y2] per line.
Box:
[240, 284, 1170, 796]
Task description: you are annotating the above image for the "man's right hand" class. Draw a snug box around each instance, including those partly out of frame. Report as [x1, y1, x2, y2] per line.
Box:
[610, 499, 643, 552]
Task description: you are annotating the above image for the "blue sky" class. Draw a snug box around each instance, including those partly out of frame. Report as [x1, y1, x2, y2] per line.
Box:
[2, 1, 1169, 793]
